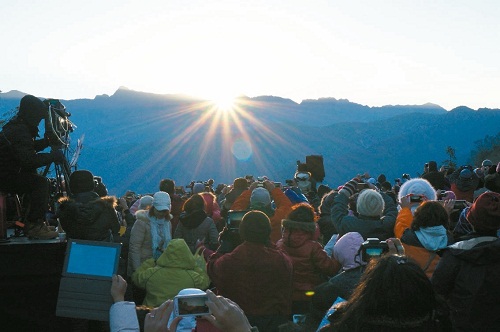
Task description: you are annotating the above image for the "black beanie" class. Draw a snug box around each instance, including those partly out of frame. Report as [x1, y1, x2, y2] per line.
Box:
[70, 170, 95, 194]
[239, 210, 271, 244]
[18, 95, 47, 127]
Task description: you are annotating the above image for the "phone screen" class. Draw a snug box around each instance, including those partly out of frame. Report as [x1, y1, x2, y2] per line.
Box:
[175, 294, 210, 317]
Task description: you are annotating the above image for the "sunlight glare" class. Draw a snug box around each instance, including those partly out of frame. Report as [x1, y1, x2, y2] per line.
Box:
[231, 138, 253, 161]
[212, 95, 236, 113]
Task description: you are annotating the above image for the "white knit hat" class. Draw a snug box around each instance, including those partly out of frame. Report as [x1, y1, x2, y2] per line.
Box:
[356, 189, 385, 217]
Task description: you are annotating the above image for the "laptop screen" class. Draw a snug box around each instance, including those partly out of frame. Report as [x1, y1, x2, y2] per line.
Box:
[64, 240, 121, 278]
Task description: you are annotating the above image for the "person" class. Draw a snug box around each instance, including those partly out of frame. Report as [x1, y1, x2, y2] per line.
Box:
[207, 210, 293, 332]
[322, 254, 438, 332]
[394, 199, 454, 278]
[331, 177, 398, 240]
[159, 178, 185, 235]
[57, 169, 120, 242]
[316, 190, 338, 245]
[431, 192, 500, 331]
[109, 275, 258, 332]
[309, 232, 367, 327]
[131, 238, 210, 308]
[276, 203, 340, 315]
[0, 95, 65, 239]
[192, 184, 223, 226]
[231, 179, 293, 243]
[422, 160, 447, 190]
[448, 165, 480, 203]
[128, 191, 173, 277]
[220, 177, 249, 219]
[397, 177, 438, 214]
[173, 193, 219, 254]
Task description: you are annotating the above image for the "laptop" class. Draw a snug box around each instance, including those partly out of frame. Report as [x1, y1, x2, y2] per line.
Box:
[56, 239, 122, 321]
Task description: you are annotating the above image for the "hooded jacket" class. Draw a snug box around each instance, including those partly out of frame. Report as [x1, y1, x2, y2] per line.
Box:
[173, 209, 219, 253]
[132, 239, 210, 307]
[394, 207, 453, 278]
[276, 219, 340, 302]
[431, 236, 500, 331]
[58, 192, 120, 242]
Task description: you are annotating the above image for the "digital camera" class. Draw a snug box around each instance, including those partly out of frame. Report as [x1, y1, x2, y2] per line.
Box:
[360, 238, 389, 262]
[174, 294, 211, 317]
[226, 210, 248, 231]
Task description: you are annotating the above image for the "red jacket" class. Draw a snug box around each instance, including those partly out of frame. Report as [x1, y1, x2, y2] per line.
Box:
[277, 220, 341, 301]
[207, 242, 293, 316]
[231, 188, 293, 243]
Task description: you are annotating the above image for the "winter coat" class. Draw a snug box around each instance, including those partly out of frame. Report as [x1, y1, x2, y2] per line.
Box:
[127, 210, 172, 276]
[58, 191, 120, 242]
[132, 239, 210, 307]
[231, 188, 293, 243]
[317, 191, 338, 244]
[331, 192, 397, 240]
[174, 209, 219, 253]
[394, 207, 453, 278]
[422, 171, 447, 190]
[207, 241, 293, 317]
[276, 219, 340, 302]
[431, 236, 500, 331]
[0, 118, 52, 180]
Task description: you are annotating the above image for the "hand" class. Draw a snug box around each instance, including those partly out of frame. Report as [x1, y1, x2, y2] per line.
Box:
[399, 195, 412, 209]
[386, 238, 405, 256]
[441, 199, 455, 214]
[50, 149, 65, 164]
[144, 300, 182, 332]
[340, 177, 360, 197]
[110, 274, 127, 303]
[202, 289, 253, 332]
[263, 180, 275, 192]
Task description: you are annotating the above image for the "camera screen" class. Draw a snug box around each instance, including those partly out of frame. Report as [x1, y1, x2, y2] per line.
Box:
[227, 211, 247, 229]
[177, 295, 210, 316]
[365, 248, 384, 256]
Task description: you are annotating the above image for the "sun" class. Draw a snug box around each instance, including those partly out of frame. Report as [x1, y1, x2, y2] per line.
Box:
[211, 95, 237, 112]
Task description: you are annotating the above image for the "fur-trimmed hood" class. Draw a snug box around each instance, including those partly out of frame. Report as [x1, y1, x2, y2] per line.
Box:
[58, 195, 117, 222]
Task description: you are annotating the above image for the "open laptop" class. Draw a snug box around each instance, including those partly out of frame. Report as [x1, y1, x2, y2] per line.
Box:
[56, 239, 122, 321]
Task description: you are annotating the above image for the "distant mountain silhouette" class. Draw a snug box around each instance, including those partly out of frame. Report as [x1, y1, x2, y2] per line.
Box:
[1, 88, 499, 195]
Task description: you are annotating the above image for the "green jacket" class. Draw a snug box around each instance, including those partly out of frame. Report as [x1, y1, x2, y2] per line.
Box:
[132, 238, 210, 307]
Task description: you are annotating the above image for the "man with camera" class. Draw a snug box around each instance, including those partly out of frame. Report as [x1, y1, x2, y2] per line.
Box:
[0, 95, 65, 239]
[231, 177, 293, 243]
[331, 176, 398, 240]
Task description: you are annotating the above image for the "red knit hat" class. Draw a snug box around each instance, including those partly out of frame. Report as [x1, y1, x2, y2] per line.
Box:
[467, 192, 500, 231]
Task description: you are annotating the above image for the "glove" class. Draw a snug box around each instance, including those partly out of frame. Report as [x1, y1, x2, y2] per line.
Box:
[339, 178, 360, 197]
[50, 149, 65, 164]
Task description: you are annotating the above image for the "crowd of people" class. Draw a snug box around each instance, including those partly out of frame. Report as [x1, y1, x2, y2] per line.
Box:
[2, 96, 500, 331]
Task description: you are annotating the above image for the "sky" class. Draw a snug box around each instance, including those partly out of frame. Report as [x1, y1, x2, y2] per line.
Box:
[2, 0, 500, 111]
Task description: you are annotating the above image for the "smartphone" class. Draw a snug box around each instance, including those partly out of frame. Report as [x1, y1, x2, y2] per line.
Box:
[274, 182, 281, 188]
[174, 294, 211, 317]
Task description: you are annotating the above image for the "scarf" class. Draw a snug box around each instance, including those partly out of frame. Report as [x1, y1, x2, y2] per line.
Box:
[149, 216, 171, 260]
